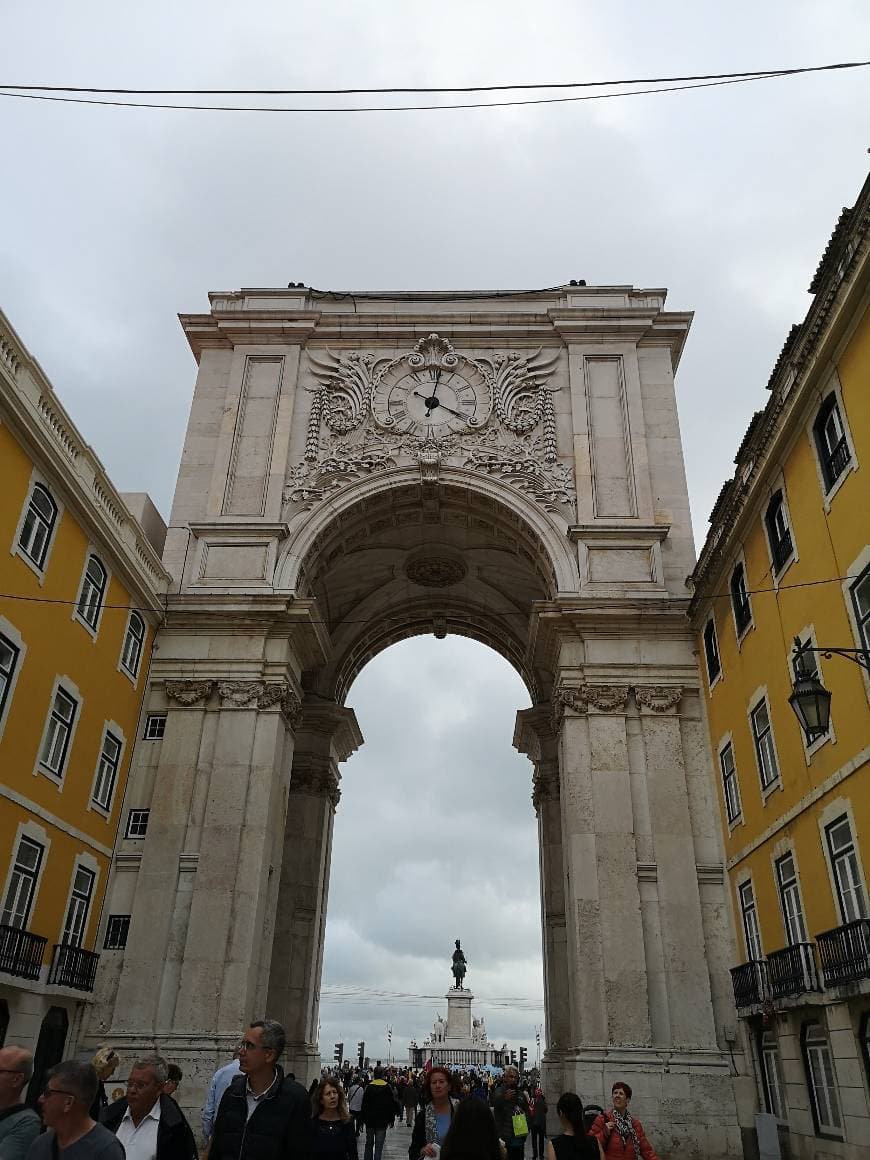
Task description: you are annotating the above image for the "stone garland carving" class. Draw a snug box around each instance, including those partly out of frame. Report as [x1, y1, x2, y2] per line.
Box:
[217, 681, 264, 708]
[280, 689, 304, 730]
[635, 685, 683, 713]
[165, 679, 215, 706]
[286, 335, 575, 519]
[289, 760, 341, 808]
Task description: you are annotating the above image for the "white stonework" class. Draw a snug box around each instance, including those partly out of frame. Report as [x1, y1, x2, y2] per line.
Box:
[413, 989, 502, 1068]
[85, 287, 745, 1157]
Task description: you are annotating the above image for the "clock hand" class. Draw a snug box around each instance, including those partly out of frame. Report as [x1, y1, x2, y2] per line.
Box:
[432, 400, 475, 424]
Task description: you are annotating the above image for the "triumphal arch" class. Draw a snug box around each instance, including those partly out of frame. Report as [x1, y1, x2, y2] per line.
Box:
[87, 285, 743, 1156]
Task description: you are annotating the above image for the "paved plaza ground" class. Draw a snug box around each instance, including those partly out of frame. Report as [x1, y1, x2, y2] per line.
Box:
[368, 1119, 529, 1160]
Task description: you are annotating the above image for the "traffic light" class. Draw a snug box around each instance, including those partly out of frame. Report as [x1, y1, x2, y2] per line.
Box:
[334, 1042, 344, 1066]
[519, 1046, 527, 1072]
[510, 1049, 517, 1065]
[358, 1041, 365, 1068]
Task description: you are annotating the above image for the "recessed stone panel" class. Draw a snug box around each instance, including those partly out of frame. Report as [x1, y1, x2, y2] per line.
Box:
[588, 546, 652, 583]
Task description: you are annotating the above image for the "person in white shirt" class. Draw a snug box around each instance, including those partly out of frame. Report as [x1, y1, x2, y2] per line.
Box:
[101, 1056, 197, 1160]
[202, 1059, 242, 1141]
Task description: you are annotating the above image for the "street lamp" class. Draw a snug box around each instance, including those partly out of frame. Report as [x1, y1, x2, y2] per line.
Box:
[787, 637, 869, 738]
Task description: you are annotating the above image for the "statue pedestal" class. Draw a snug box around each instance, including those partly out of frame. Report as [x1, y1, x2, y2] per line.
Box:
[445, 988, 473, 1039]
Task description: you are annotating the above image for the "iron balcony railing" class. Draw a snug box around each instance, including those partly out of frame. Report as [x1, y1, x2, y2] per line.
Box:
[825, 437, 851, 485]
[766, 942, 820, 999]
[48, 943, 99, 992]
[731, 959, 769, 1008]
[816, 919, 870, 987]
[771, 529, 794, 573]
[0, 924, 47, 980]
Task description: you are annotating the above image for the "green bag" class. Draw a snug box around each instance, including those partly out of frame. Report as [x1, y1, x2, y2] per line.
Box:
[511, 1112, 529, 1138]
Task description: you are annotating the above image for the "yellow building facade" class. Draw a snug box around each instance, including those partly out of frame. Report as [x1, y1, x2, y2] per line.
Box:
[690, 174, 870, 1159]
[0, 309, 169, 1094]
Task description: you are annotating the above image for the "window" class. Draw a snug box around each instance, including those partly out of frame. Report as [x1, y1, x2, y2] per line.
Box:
[719, 742, 742, 824]
[143, 713, 166, 740]
[92, 730, 122, 811]
[775, 852, 808, 944]
[104, 915, 130, 950]
[61, 866, 95, 948]
[17, 484, 57, 570]
[764, 490, 794, 573]
[703, 618, 721, 683]
[803, 1021, 842, 1136]
[1, 836, 44, 929]
[730, 563, 752, 634]
[739, 880, 763, 961]
[825, 815, 867, 923]
[39, 687, 78, 778]
[813, 394, 851, 491]
[759, 1030, 787, 1120]
[751, 699, 780, 790]
[125, 809, 150, 839]
[850, 564, 870, 656]
[0, 633, 21, 723]
[120, 612, 145, 678]
[75, 556, 107, 630]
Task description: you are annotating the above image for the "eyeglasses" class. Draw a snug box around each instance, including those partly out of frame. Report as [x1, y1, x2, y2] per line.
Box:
[126, 1079, 158, 1092]
[41, 1087, 77, 1100]
[237, 1041, 267, 1053]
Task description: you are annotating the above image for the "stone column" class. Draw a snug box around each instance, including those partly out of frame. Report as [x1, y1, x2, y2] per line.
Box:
[266, 699, 362, 1085]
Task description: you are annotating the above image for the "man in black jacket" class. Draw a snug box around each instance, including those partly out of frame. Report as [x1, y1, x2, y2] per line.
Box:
[102, 1055, 197, 1160]
[360, 1068, 397, 1160]
[210, 1021, 311, 1160]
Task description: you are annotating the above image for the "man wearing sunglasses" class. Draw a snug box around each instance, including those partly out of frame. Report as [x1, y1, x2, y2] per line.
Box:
[28, 1060, 124, 1160]
[0, 1045, 40, 1160]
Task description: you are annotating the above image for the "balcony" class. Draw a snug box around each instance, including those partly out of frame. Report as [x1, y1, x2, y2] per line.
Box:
[771, 530, 794, 573]
[48, 943, 99, 992]
[817, 919, 870, 987]
[766, 942, 820, 998]
[731, 959, 768, 1008]
[0, 924, 47, 980]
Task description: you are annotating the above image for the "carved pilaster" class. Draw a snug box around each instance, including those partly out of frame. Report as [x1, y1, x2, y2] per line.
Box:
[634, 685, 683, 713]
[551, 684, 589, 733]
[164, 679, 215, 707]
[289, 757, 341, 809]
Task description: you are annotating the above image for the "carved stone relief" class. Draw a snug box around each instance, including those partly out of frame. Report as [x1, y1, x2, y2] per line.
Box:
[284, 335, 574, 518]
[289, 758, 341, 808]
[635, 685, 683, 713]
[165, 679, 215, 706]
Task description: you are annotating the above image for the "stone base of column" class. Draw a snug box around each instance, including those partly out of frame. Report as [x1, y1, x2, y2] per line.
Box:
[284, 1040, 322, 1088]
[559, 1047, 741, 1160]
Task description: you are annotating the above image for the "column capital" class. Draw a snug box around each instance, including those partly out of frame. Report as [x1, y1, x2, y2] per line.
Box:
[164, 678, 215, 706]
[634, 685, 683, 714]
[532, 760, 561, 814]
[288, 754, 341, 809]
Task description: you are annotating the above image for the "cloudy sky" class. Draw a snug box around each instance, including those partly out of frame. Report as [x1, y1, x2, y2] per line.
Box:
[1, 0, 868, 1063]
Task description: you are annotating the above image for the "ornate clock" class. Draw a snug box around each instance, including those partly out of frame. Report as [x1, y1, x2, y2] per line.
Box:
[371, 334, 490, 440]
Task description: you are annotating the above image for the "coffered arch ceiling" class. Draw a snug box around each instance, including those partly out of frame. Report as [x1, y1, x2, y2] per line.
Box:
[295, 482, 559, 704]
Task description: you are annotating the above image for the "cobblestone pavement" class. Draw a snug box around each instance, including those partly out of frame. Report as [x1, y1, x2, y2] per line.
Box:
[366, 1119, 529, 1160]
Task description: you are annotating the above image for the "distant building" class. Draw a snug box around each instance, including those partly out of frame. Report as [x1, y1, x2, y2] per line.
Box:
[689, 173, 869, 1156]
[0, 309, 170, 1093]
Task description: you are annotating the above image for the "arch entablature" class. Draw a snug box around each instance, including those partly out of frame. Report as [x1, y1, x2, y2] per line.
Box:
[274, 466, 580, 597]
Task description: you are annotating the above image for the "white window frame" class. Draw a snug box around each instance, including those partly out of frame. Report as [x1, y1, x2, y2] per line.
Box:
[125, 809, 150, 840]
[10, 472, 64, 583]
[807, 373, 858, 508]
[748, 689, 781, 797]
[0, 821, 50, 932]
[738, 877, 763, 961]
[119, 610, 147, 683]
[0, 616, 26, 745]
[824, 813, 867, 924]
[774, 848, 808, 945]
[759, 1029, 787, 1122]
[761, 477, 798, 584]
[729, 552, 754, 643]
[143, 713, 166, 740]
[58, 855, 99, 949]
[718, 735, 742, 827]
[703, 613, 722, 690]
[803, 1020, 843, 1137]
[842, 546, 870, 702]
[73, 551, 110, 637]
[89, 722, 126, 814]
[35, 677, 82, 786]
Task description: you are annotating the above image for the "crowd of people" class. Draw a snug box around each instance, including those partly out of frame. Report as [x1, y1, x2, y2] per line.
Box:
[0, 1021, 659, 1160]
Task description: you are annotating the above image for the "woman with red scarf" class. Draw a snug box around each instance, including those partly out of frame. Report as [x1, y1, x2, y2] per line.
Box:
[589, 1083, 659, 1160]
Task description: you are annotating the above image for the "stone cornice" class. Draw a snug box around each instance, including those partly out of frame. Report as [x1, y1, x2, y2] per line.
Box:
[0, 309, 171, 611]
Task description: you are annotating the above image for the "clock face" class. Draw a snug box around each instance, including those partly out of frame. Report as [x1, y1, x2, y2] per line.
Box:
[372, 363, 488, 439]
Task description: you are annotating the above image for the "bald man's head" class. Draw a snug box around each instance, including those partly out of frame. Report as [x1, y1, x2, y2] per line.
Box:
[0, 1045, 33, 1107]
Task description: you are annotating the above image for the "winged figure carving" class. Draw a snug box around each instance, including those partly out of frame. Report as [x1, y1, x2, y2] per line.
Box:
[304, 349, 392, 459]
